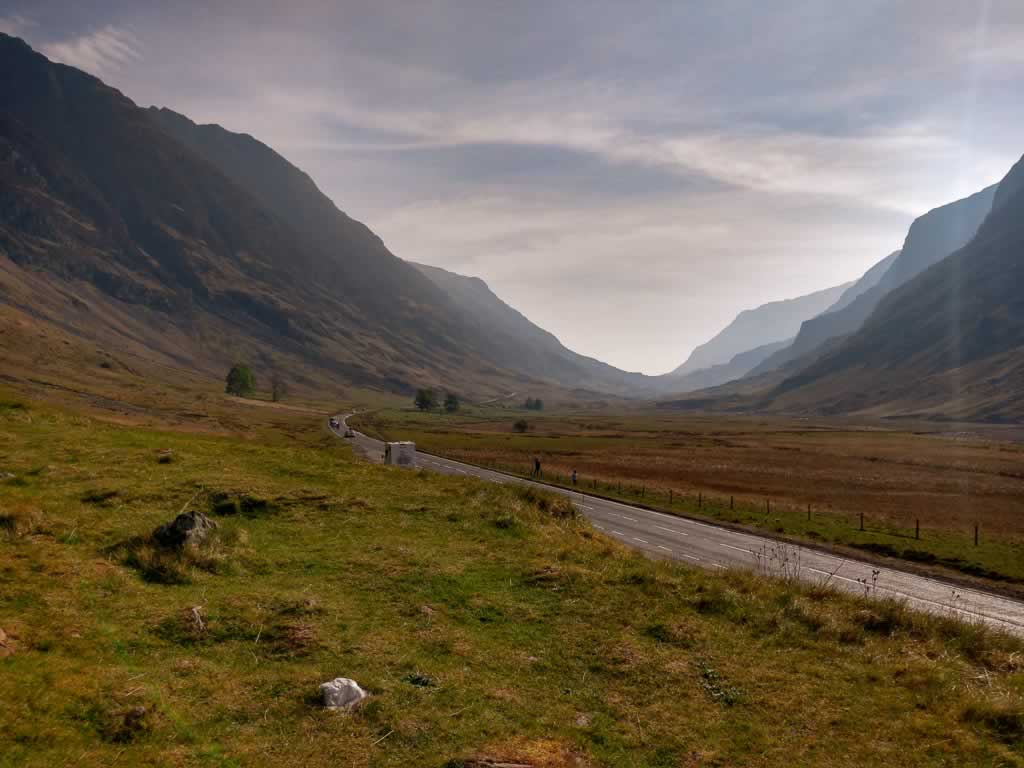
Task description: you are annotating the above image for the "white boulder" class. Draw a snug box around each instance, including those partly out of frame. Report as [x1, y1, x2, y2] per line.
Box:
[320, 677, 367, 711]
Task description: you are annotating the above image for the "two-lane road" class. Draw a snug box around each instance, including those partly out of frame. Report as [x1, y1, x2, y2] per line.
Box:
[334, 416, 1024, 634]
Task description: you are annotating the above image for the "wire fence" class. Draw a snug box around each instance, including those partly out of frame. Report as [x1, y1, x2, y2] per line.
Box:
[449, 457, 992, 553]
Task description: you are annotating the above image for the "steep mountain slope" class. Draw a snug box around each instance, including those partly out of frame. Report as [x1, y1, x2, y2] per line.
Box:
[767, 155, 1024, 421]
[824, 249, 901, 314]
[410, 262, 655, 395]
[0, 34, 595, 397]
[666, 282, 852, 378]
[752, 185, 998, 377]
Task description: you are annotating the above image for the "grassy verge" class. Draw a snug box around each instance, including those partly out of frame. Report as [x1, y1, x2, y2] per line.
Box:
[353, 408, 1024, 592]
[3, 399, 1024, 767]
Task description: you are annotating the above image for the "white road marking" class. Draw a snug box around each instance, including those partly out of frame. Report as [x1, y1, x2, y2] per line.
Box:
[655, 525, 687, 536]
[807, 567, 860, 585]
[682, 554, 700, 561]
[633, 537, 649, 544]
[616, 513, 638, 522]
[611, 530, 625, 536]
[657, 545, 672, 552]
[720, 543, 752, 554]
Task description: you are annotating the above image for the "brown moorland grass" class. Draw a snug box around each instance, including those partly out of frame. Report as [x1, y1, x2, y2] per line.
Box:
[3, 393, 1024, 766]
[355, 407, 1024, 589]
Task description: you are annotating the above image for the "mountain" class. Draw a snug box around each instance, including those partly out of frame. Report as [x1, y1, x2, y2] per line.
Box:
[410, 262, 653, 395]
[751, 185, 998, 378]
[824, 249, 901, 314]
[762, 154, 1024, 421]
[0, 34, 633, 399]
[662, 338, 791, 393]
[666, 282, 852, 379]
[664, 156, 1024, 421]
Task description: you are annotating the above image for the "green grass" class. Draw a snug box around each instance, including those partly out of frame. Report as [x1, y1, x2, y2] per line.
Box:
[2, 399, 1024, 766]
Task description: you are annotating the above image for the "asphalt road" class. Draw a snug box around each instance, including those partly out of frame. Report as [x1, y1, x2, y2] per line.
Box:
[333, 416, 1024, 634]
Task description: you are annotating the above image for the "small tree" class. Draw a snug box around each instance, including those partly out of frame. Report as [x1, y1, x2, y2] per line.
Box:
[444, 393, 460, 413]
[513, 418, 529, 433]
[524, 397, 535, 410]
[225, 365, 255, 397]
[533, 398, 544, 411]
[271, 374, 289, 402]
[414, 388, 437, 411]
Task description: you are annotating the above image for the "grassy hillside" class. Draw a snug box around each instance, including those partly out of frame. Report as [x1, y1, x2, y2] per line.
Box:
[2, 393, 1024, 767]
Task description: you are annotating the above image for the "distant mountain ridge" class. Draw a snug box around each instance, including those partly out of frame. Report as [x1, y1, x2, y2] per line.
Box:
[666, 282, 852, 379]
[410, 262, 655, 395]
[824, 249, 901, 315]
[663, 339, 791, 393]
[750, 185, 998, 378]
[662, 158, 1024, 421]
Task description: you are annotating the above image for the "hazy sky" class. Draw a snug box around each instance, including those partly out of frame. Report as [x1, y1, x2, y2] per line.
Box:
[3, 1, 1023, 373]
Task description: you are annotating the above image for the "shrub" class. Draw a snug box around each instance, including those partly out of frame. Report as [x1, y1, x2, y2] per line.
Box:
[414, 388, 437, 411]
[225, 365, 256, 397]
[444, 392, 460, 412]
[513, 419, 529, 433]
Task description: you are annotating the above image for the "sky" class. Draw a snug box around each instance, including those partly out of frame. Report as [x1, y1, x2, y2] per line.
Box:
[3, 1, 1023, 374]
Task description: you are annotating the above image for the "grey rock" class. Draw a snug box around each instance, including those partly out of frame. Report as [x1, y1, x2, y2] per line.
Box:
[320, 677, 367, 711]
[152, 511, 217, 549]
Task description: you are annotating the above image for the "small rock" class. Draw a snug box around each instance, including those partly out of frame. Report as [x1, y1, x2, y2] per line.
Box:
[420, 604, 435, 618]
[574, 712, 593, 728]
[0, 627, 12, 658]
[320, 677, 367, 711]
[152, 511, 217, 549]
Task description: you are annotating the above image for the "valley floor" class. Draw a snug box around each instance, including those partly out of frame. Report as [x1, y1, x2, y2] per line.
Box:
[2, 390, 1024, 766]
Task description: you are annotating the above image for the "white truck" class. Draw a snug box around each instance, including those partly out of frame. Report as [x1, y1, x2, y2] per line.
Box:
[384, 441, 416, 467]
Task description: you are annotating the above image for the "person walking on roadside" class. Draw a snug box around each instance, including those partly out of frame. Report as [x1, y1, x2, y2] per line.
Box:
[572, 469, 578, 486]
[533, 456, 541, 478]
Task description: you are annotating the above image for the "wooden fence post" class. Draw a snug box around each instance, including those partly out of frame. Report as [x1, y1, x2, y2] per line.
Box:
[915, 519, 919, 540]
[975, 523, 979, 546]
[698, 492, 702, 509]
[859, 512, 864, 532]
[730, 496, 734, 510]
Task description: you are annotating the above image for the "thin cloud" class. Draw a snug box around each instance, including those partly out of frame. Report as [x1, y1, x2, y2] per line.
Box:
[0, 14, 35, 37]
[40, 25, 140, 76]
